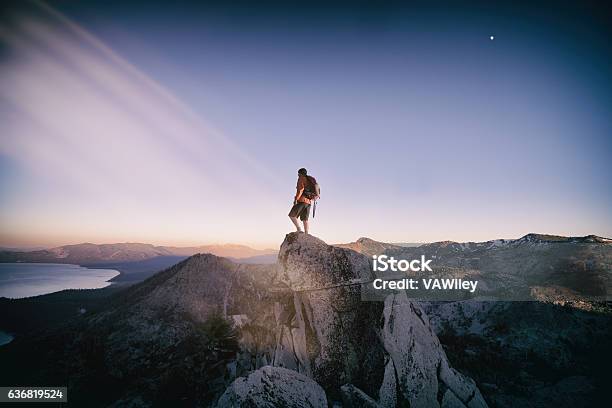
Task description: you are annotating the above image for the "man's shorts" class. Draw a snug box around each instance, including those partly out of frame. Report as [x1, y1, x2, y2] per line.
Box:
[288, 202, 311, 221]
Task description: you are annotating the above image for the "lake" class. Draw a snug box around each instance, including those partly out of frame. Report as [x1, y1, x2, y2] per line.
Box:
[0, 330, 13, 346]
[0, 263, 120, 299]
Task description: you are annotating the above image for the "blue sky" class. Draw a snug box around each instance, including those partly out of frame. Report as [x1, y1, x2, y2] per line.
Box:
[0, 0, 610, 248]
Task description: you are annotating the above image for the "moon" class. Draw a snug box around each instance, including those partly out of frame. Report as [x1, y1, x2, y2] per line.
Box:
[490, 35, 495, 40]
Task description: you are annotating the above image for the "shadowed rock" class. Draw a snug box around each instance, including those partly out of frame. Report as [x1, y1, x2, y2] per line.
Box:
[341, 383, 383, 407]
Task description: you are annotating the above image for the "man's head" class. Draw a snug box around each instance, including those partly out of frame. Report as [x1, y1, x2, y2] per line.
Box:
[298, 168, 307, 176]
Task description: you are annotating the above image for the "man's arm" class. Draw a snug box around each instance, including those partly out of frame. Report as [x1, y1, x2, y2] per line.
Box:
[294, 177, 305, 204]
[294, 187, 304, 204]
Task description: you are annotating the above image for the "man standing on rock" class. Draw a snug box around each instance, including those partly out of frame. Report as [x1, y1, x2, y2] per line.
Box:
[288, 168, 319, 234]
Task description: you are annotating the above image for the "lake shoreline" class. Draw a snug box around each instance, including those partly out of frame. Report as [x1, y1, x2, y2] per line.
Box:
[0, 263, 120, 300]
[0, 330, 13, 346]
[0, 260, 126, 281]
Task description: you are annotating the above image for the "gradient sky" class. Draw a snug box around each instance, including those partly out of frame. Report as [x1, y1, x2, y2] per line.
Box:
[0, 0, 611, 249]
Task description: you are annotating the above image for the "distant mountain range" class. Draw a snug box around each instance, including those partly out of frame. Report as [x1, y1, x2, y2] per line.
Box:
[2, 233, 608, 272]
[337, 233, 612, 304]
[337, 233, 611, 256]
[335, 237, 406, 256]
[0, 242, 278, 264]
[0, 246, 47, 252]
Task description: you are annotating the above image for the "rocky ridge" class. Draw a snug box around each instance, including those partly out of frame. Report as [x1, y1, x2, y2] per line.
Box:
[217, 232, 487, 407]
[4, 232, 610, 406]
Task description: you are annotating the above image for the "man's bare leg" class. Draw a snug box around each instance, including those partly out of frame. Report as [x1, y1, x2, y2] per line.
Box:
[289, 216, 303, 232]
[303, 220, 309, 234]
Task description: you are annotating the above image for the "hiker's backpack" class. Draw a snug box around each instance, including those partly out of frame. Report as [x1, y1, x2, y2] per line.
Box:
[303, 175, 320, 200]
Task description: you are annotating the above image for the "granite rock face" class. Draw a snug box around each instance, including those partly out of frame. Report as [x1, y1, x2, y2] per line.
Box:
[271, 233, 488, 407]
[273, 233, 385, 400]
[215, 366, 327, 408]
[381, 291, 487, 408]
